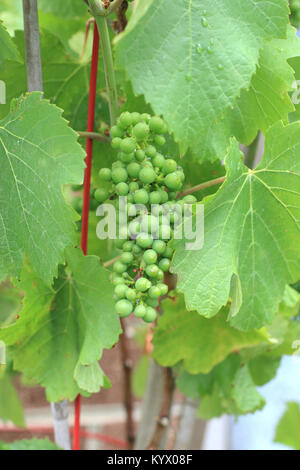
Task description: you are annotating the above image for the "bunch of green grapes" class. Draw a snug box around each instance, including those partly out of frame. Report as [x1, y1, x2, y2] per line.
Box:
[94, 111, 196, 323]
[290, 0, 300, 28]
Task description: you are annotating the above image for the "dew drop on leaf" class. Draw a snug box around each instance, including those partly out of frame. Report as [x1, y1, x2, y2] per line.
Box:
[218, 64, 224, 70]
[195, 43, 203, 54]
[185, 75, 192, 82]
[201, 17, 208, 27]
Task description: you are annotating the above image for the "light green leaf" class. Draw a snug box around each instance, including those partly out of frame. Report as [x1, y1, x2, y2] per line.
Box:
[115, 0, 289, 153]
[0, 371, 24, 427]
[173, 123, 300, 330]
[0, 21, 20, 67]
[0, 438, 61, 450]
[153, 296, 270, 374]
[248, 355, 281, 386]
[0, 248, 121, 402]
[274, 402, 300, 450]
[0, 93, 85, 284]
[231, 364, 265, 413]
[38, 0, 88, 19]
[202, 26, 300, 161]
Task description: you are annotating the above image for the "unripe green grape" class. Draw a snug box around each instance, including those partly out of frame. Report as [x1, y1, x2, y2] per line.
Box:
[143, 307, 157, 323]
[183, 195, 197, 203]
[128, 204, 137, 217]
[145, 145, 157, 158]
[122, 241, 134, 252]
[116, 182, 129, 196]
[115, 299, 133, 317]
[129, 181, 139, 192]
[112, 137, 122, 149]
[120, 137, 136, 154]
[110, 125, 124, 138]
[154, 135, 166, 147]
[159, 225, 171, 240]
[139, 167, 156, 184]
[159, 189, 169, 203]
[156, 269, 164, 281]
[146, 297, 159, 308]
[152, 153, 165, 169]
[127, 193, 134, 203]
[112, 276, 126, 286]
[164, 172, 182, 190]
[157, 283, 168, 296]
[89, 198, 99, 210]
[152, 240, 166, 254]
[132, 244, 142, 255]
[176, 169, 185, 182]
[72, 197, 83, 212]
[140, 215, 159, 234]
[141, 113, 151, 122]
[149, 116, 165, 134]
[120, 152, 134, 163]
[149, 191, 161, 204]
[119, 111, 132, 128]
[135, 277, 151, 292]
[114, 284, 128, 298]
[134, 189, 149, 205]
[126, 288, 137, 302]
[113, 260, 127, 274]
[133, 122, 149, 141]
[99, 168, 112, 181]
[127, 162, 141, 179]
[159, 258, 171, 272]
[170, 212, 180, 224]
[169, 192, 177, 200]
[136, 232, 153, 248]
[120, 252, 134, 264]
[135, 149, 145, 162]
[148, 285, 161, 298]
[112, 167, 128, 184]
[134, 304, 147, 318]
[128, 219, 141, 237]
[143, 249, 158, 265]
[94, 188, 109, 203]
[131, 112, 142, 125]
[164, 246, 174, 258]
[163, 159, 178, 175]
[118, 225, 128, 240]
[145, 264, 159, 278]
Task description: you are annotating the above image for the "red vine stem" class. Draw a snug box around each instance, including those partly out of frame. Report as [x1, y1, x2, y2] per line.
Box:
[73, 23, 100, 452]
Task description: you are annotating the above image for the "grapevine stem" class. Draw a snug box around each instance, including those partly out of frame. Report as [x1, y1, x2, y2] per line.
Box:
[103, 255, 121, 268]
[177, 176, 226, 198]
[77, 131, 110, 143]
[22, 0, 43, 93]
[88, 1, 119, 125]
[108, 0, 125, 15]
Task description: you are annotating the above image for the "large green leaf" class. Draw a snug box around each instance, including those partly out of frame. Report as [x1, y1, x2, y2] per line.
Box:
[0, 93, 85, 284]
[0, 438, 61, 450]
[172, 122, 300, 330]
[202, 26, 300, 161]
[115, 0, 289, 154]
[0, 21, 20, 67]
[153, 296, 270, 374]
[0, 369, 24, 427]
[38, 0, 88, 19]
[274, 402, 300, 450]
[0, 248, 121, 402]
[177, 355, 265, 418]
[0, 31, 108, 128]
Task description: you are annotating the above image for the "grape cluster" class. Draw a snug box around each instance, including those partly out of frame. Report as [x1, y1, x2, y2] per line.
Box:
[95, 111, 195, 323]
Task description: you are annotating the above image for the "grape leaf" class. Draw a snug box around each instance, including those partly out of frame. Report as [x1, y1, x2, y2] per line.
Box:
[38, 0, 88, 19]
[0, 438, 61, 450]
[153, 296, 270, 374]
[172, 122, 300, 330]
[0, 21, 20, 67]
[201, 26, 300, 162]
[0, 93, 85, 284]
[0, 370, 24, 427]
[274, 402, 300, 450]
[248, 356, 281, 386]
[0, 248, 121, 402]
[177, 355, 265, 418]
[0, 31, 108, 128]
[115, 0, 289, 154]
